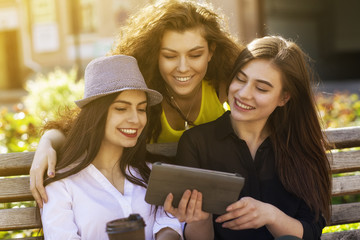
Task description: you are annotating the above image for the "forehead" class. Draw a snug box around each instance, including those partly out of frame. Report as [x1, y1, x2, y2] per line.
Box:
[240, 59, 283, 86]
[114, 90, 147, 102]
[161, 28, 208, 48]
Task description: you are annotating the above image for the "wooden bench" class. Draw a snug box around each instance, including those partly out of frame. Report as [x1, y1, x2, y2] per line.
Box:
[0, 127, 360, 239]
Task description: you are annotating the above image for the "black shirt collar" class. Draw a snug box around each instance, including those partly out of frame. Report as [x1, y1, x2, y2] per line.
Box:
[215, 111, 236, 140]
[215, 111, 272, 149]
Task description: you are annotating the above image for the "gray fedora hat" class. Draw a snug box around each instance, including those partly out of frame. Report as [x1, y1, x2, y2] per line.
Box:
[75, 55, 163, 108]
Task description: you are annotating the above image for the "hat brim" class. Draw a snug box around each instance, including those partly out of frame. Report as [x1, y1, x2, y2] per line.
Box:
[75, 87, 163, 108]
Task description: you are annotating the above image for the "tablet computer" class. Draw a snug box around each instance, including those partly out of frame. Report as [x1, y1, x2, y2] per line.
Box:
[145, 162, 245, 215]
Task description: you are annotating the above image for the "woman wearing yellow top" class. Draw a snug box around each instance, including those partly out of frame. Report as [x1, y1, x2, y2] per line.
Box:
[30, 0, 242, 207]
[158, 81, 227, 143]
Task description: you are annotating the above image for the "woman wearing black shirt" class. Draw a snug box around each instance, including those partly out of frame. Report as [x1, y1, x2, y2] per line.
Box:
[164, 36, 331, 240]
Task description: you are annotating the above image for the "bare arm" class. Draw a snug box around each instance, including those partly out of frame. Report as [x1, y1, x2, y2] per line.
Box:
[29, 129, 66, 207]
[155, 227, 181, 240]
[183, 215, 213, 240]
[215, 197, 303, 239]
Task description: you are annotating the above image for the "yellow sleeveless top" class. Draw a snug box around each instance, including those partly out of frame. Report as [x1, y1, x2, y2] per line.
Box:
[157, 81, 227, 143]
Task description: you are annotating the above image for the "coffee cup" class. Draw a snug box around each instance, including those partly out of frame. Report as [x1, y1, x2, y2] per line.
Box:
[106, 213, 146, 240]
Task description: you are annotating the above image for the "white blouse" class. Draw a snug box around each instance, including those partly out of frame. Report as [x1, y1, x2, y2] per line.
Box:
[41, 164, 182, 240]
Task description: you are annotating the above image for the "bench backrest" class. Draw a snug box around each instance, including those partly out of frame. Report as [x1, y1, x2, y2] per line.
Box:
[0, 127, 360, 239]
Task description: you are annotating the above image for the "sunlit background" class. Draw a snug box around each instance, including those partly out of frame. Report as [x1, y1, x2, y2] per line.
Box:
[0, 1, 359, 238]
[0, 0, 359, 109]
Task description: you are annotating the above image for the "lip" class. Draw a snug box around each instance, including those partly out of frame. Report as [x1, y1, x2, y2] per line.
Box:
[118, 128, 138, 138]
[233, 98, 255, 111]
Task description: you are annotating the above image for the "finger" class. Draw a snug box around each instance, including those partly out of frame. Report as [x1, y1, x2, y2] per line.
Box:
[29, 172, 43, 208]
[186, 190, 199, 215]
[164, 193, 175, 213]
[194, 191, 203, 212]
[35, 172, 48, 203]
[226, 197, 246, 212]
[222, 217, 256, 230]
[215, 207, 247, 223]
[194, 191, 210, 221]
[47, 149, 57, 177]
[177, 189, 191, 213]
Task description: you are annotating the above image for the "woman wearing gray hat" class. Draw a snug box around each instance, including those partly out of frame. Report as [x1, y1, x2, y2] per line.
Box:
[40, 55, 182, 240]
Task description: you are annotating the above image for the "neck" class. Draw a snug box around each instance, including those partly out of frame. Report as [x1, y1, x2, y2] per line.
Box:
[230, 116, 269, 158]
[92, 141, 123, 171]
[168, 82, 201, 100]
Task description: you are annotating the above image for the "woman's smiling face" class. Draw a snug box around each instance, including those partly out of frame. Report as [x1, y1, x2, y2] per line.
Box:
[158, 27, 213, 98]
[228, 58, 289, 124]
[103, 90, 147, 149]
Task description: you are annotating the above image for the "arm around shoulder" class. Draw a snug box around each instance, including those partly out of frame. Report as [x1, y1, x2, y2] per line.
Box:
[30, 129, 66, 206]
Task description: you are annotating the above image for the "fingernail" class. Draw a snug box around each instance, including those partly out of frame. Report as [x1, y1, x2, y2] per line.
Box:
[215, 217, 221, 222]
[48, 172, 54, 177]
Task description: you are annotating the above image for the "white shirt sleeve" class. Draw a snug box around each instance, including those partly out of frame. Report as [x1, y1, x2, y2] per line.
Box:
[41, 180, 81, 240]
[152, 207, 183, 239]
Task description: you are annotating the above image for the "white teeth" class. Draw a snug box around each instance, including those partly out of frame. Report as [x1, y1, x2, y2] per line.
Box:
[175, 76, 191, 82]
[235, 100, 254, 110]
[120, 129, 137, 134]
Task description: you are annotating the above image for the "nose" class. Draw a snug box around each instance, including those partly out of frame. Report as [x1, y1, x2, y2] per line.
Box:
[238, 83, 253, 100]
[177, 56, 189, 72]
[127, 109, 140, 124]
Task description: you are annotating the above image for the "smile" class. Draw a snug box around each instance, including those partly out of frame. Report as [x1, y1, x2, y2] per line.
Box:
[119, 128, 138, 137]
[175, 76, 192, 82]
[235, 99, 255, 110]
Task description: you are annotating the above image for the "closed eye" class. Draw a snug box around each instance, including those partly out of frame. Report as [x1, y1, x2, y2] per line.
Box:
[235, 75, 246, 82]
[256, 87, 268, 92]
[163, 55, 176, 59]
[189, 54, 202, 58]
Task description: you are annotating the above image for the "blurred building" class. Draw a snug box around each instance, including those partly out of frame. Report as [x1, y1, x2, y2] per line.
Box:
[0, 0, 358, 93]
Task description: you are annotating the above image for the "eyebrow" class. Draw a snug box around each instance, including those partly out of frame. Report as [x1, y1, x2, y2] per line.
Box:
[113, 100, 148, 105]
[238, 70, 274, 88]
[160, 46, 205, 52]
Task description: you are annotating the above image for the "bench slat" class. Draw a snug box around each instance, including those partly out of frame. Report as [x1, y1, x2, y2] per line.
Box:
[325, 127, 360, 149]
[321, 229, 360, 240]
[0, 177, 33, 203]
[0, 207, 41, 231]
[329, 202, 360, 225]
[0, 152, 35, 176]
[332, 174, 360, 196]
[329, 149, 360, 173]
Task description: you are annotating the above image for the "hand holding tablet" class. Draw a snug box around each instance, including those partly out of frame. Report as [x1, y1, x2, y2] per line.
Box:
[145, 162, 245, 215]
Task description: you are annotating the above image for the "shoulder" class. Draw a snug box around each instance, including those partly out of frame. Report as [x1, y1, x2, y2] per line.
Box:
[45, 166, 88, 191]
[183, 111, 230, 138]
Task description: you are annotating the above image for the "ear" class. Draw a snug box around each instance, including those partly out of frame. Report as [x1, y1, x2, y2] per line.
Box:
[208, 43, 216, 62]
[278, 91, 290, 107]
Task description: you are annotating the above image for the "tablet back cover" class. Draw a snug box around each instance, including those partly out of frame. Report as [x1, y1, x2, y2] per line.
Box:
[145, 163, 244, 215]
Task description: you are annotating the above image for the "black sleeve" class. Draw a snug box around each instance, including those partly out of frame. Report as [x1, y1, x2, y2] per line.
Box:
[297, 200, 326, 240]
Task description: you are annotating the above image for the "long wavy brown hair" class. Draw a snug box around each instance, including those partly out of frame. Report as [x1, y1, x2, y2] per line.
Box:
[228, 36, 332, 222]
[109, 0, 242, 142]
[44, 92, 150, 188]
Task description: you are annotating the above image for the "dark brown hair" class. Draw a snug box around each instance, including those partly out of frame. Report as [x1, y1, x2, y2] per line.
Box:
[110, 0, 242, 142]
[228, 36, 332, 222]
[44, 92, 150, 188]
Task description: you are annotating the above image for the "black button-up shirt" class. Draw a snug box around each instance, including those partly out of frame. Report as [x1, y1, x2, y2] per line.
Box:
[176, 111, 325, 240]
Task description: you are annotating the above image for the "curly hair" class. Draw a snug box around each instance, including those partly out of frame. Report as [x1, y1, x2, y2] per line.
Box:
[109, 0, 242, 141]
